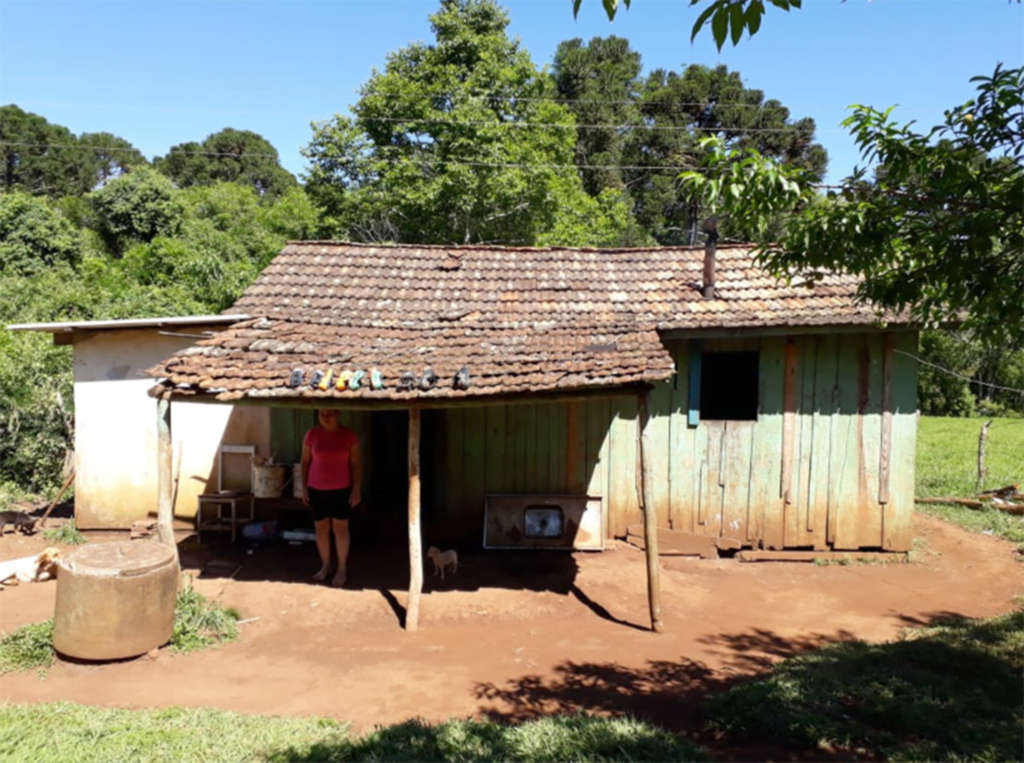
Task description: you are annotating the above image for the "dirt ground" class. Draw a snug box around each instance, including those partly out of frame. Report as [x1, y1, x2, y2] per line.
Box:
[2, 514, 1022, 756]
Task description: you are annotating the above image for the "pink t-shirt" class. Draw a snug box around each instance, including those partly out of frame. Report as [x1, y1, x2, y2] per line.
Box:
[303, 425, 358, 490]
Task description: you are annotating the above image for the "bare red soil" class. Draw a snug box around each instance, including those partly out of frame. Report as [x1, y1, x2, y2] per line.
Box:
[1, 514, 1021, 756]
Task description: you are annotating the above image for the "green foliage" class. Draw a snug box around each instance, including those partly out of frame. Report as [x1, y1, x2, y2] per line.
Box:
[691, 66, 1024, 346]
[552, 36, 642, 197]
[304, 0, 629, 246]
[155, 128, 296, 198]
[0, 105, 147, 196]
[629, 63, 825, 245]
[690, 0, 802, 50]
[0, 192, 81, 275]
[43, 520, 86, 545]
[76, 131, 149, 186]
[0, 620, 55, 674]
[171, 579, 240, 653]
[706, 609, 1024, 761]
[90, 166, 185, 255]
[918, 331, 978, 416]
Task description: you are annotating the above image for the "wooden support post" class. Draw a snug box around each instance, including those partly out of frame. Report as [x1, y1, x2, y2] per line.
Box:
[977, 419, 992, 489]
[637, 391, 665, 634]
[156, 397, 179, 565]
[406, 408, 423, 632]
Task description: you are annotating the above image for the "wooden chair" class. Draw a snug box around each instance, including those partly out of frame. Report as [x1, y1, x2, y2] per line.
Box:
[196, 445, 256, 543]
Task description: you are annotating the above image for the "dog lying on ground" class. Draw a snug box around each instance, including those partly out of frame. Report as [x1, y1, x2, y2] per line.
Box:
[427, 546, 458, 580]
[0, 510, 37, 536]
[0, 547, 61, 589]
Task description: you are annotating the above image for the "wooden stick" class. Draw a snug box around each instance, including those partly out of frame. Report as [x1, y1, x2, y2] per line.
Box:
[915, 497, 983, 508]
[406, 408, 423, 632]
[637, 392, 664, 634]
[36, 468, 76, 529]
[156, 398, 180, 564]
[977, 419, 992, 489]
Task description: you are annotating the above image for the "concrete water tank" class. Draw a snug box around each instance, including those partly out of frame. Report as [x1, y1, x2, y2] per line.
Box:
[53, 541, 178, 660]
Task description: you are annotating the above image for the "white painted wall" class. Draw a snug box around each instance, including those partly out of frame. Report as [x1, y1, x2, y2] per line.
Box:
[72, 328, 269, 529]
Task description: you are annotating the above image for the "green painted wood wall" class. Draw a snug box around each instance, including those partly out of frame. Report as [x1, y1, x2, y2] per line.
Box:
[269, 330, 918, 552]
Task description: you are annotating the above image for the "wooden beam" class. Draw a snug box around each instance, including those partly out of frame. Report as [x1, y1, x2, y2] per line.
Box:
[156, 398, 179, 565]
[658, 325, 921, 342]
[637, 392, 665, 633]
[155, 382, 660, 412]
[406, 408, 423, 632]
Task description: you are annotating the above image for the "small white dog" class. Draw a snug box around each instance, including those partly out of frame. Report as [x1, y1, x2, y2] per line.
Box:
[0, 547, 61, 589]
[427, 546, 458, 580]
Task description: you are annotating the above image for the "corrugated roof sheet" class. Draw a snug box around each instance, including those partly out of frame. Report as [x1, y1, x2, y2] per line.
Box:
[150, 242, 889, 403]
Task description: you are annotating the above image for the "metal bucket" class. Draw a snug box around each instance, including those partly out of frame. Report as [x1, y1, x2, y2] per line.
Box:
[252, 464, 288, 498]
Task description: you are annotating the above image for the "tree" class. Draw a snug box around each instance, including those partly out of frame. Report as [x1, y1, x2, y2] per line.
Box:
[90, 166, 185, 255]
[77, 132, 148, 186]
[0, 106, 147, 197]
[1, 105, 84, 197]
[0, 192, 81, 275]
[552, 36, 642, 197]
[683, 66, 1024, 345]
[625, 63, 826, 245]
[155, 128, 297, 197]
[303, 0, 639, 246]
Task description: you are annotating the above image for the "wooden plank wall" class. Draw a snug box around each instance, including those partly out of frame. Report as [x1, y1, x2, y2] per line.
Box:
[268, 330, 919, 551]
[644, 332, 918, 551]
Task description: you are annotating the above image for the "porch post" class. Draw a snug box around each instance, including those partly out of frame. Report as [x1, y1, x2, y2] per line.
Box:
[156, 396, 180, 565]
[637, 390, 664, 633]
[406, 407, 423, 631]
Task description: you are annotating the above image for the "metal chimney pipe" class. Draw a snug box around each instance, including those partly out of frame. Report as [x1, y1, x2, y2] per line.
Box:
[701, 217, 718, 299]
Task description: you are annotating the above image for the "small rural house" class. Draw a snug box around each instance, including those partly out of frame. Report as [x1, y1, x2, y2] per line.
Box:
[7, 315, 264, 529]
[147, 241, 918, 564]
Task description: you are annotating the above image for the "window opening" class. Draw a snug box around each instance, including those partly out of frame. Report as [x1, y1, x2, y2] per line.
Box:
[699, 351, 759, 421]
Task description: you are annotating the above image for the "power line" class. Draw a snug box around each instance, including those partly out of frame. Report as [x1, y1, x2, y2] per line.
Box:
[897, 349, 1024, 396]
[0, 140, 836, 178]
[6, 75, 831, 111]
[354, 115, 828, 133]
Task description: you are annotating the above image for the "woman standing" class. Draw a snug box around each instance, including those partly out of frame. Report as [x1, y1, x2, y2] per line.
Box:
[301, 409, 362, 587]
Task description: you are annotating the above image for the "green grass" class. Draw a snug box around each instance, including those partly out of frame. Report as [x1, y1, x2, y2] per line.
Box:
[42, 519, 86, 545]
[170, 578, 240, 653]
[0, 621, 55, 674]
[0, 706, 705, 763]
[916, 417, 1024, 546]
[0, 583, 240, 674]
[705, 609, 1024, 762]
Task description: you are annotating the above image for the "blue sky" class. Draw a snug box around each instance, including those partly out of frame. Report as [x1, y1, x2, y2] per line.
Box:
[1, 0, 1021, 185]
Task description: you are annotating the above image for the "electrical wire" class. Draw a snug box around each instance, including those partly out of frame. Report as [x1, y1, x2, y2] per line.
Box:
[0, 140, 832, 176]
[897, 349, 1024, 396]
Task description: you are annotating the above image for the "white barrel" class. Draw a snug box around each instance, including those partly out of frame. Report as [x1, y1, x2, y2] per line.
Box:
[292, 463, 304, 499]
[252, 464, 287, 498]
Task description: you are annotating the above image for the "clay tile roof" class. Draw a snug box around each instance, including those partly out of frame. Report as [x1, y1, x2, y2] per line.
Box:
[149, 241, 891, 403]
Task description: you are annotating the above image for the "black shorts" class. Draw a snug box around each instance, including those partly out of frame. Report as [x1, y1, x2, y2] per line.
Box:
[307, 486, 352, 522]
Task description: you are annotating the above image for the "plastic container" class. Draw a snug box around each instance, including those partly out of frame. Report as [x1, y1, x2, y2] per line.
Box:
[252, 464, 288, 498]
[242, 520, 278, 540]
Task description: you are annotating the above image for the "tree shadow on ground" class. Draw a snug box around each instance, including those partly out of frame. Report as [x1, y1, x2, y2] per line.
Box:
[471, 612, 1023, 761]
